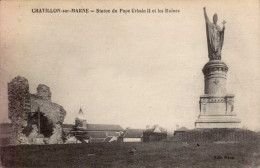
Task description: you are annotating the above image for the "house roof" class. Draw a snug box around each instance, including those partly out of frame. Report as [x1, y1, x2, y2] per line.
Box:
[62, 124, 74, 128]
[86, 124, 124, 131]
[145, 126, 167, 133]
[176, 127, 189, 132]
[120, 129, 144, 138]
[106, 131, 119, 137]
[88, 131, 107, 138]
[62, 123, 124, 131]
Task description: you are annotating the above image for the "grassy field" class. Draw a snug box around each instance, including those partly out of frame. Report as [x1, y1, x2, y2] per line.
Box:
[1, 141, 260, 168]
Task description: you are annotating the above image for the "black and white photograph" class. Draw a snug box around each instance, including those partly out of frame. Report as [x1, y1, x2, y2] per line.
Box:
[0, 0, 259, 167]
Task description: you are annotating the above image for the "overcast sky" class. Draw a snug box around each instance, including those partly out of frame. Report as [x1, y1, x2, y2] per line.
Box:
[0, 0, 259, 131]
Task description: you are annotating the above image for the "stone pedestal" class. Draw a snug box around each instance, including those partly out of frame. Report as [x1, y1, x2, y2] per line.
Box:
[195, 60, 241, 128]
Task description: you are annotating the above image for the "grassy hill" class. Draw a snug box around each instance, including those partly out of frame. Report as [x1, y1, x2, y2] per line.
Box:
[1, 141, 260, 167]
[1, 123, 260, 167]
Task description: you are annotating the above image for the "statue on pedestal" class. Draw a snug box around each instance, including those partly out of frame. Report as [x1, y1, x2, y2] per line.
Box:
[195, 8, 241, 129]
[204, 7, 226, 60]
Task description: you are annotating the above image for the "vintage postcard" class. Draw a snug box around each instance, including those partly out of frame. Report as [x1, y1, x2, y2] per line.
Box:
[0, 0, 259, 167]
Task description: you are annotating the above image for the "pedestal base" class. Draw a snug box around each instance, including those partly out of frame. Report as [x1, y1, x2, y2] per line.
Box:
[195, 115, 241, 128]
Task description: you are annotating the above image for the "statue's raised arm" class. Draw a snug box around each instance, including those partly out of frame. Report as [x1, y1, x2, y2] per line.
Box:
[204, 7, 225, 60]
[203, 7, 210, 23]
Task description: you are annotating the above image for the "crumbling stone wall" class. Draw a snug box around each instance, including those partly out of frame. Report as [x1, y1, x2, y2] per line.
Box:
[8, 76, 31, 144]
[8, 76, 66, 144]
[30, 84, 66, 144]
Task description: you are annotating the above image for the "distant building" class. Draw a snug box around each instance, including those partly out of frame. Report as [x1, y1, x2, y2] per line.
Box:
[65, 108, 124, 143]
[118, 128, 144, 142]
[75, 107, 87, 129]
[174, 127, 189, 136]
[143, 125, 167, 142]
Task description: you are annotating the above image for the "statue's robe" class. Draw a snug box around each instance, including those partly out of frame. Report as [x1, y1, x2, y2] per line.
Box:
[205, 16, 225, 60]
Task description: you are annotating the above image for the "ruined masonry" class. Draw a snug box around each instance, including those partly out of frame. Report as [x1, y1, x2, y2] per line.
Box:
[8, 76, 66, 144]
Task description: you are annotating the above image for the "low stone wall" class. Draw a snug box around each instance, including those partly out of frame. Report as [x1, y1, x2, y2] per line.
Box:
[169, 128, 259, 143]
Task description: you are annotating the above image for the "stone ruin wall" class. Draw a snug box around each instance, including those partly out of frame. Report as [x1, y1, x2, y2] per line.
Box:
[8, 76, 31, 144]
[8, 76, 67, 144]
